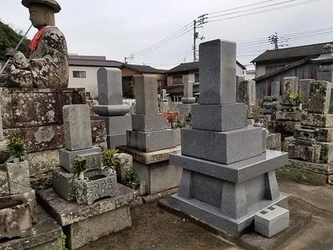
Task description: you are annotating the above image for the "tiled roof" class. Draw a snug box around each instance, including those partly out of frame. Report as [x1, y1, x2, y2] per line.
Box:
[167, 60, 246, 74]
[69, 58, 123, 68]
[251, 41, 333, 63]
[121, 64, 166, 74]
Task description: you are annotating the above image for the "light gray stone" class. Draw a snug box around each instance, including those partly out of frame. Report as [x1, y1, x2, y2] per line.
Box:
[107, 134, 127, 149]
[134, 75, 159, 115]
[97, 68, 123, 105]
[308, 80, 332, 114]
[92, 104, 130, 116]
[170, 150, 288, 183]
[5, 160, 31, 195]
[191, 103, 247, 132]
[0, 107, 3, 141]
[63, 105, 92, 151]
[38, 186, 135, 250]
[177, 103, 193, 117]
[255, 205, 289, 238]
[0, 169, 9, 196]
[115, 153, 133, 182]
[181, 126, 263, 164]
[199, 39, 236, 104]
[59, 147, 101, 172]
[181, 81, 195, 104]
[276, 110, 302, 121]
[92, 115, 132, 137]
[133, 160, 182, 195]
[299, 79, 315, 109]
[132, 114, 169, 132]
[52, 167, 75, 201]
[127, 129, 177, 152]
[74, 170, 117, 205]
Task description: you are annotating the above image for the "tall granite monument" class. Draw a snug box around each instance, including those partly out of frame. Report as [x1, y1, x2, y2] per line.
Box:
[168, 39, 289, 234]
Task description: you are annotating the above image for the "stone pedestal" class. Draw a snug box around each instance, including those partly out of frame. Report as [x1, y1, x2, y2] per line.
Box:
[118, 146, 182, 195]
[0, 205, 63, 250]
[37, 185, 135, 250]
[166, 39, 289, 235]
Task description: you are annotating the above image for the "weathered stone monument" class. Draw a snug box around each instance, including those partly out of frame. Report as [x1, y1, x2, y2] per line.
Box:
[165, 39, 289, 235]
[283, 80, 333, 184]
[38, 104, 135, 249]
[159, 89, 169, 113]
[275, 77, 302, 136]
[92, 68, 132, 149]
[0, 115, 62, 248]
[237, 79, 256, 124]
[178, 74, 196, 117]
[119, 75, 181, 195]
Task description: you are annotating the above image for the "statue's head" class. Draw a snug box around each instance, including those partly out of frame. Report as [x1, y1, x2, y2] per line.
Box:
[21, 0, 61, 29]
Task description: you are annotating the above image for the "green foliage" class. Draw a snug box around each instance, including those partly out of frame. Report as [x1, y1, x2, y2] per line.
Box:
[7, 136, 26, 161]
[123, 169, 140, 190]
[102, 149, 120, 169]
[61, 233, 67, 250]
[0, 21, 30, 62]
[71, 156, 88, 175]
[290, 93, 303, 106]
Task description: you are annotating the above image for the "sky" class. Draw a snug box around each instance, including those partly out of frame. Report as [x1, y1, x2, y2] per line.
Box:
[1, 0, 332, 69]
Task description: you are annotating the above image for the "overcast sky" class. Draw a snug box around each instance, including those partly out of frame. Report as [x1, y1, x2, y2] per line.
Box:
[1, 0, 332, 69]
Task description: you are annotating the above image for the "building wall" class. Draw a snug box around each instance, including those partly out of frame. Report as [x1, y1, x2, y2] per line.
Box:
[68, 66, 100, 98]
[255, 63, 320, 99]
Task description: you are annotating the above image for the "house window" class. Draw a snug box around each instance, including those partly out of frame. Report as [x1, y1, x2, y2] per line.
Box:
[195, 73, 199, 82]
[73, 71, 86, 78]
[172, 75, 182, 85]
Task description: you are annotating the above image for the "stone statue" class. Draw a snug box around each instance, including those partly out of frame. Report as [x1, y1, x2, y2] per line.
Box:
[0, 0, 69, 88]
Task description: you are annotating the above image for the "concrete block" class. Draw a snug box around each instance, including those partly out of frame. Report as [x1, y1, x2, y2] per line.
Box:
[181, 126, 263, 164]
[132, 114, 169, 132]
[63, 105, 92, 150]
[170, 150, 288, 183]
[59, 146, 101, 172]
[53, 167, 75, 201]
[255, 205, 289, 238]
[133, 160, 182, 195]
[134, 75, 159, 115]
[97, 68, 123, 105]
[127, 129, 177, 152]
[107, 134, 127, 149]
[191, 103, 247, 132]
[199, 39, 236, 105]
[92, 115, 132, 136]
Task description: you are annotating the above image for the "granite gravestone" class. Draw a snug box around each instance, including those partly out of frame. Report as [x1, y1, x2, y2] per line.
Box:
[168, 39, 289, 234]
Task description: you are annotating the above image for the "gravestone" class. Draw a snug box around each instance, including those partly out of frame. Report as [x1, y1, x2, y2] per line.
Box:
[178, 74, 196, 117]
[39, 104, 135, 249]
[92, 68, 132, 149]
[271, 81, 280, 98]
[275, 77, 302, 136]
[299, 79, 314, 110]
[159, 89, 169, 113]
[238, 80, 256, 124]
[119, 75, 182, 195]
[167, 39, 288, 234]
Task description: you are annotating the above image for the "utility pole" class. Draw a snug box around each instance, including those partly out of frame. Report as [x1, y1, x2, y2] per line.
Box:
[193, 20, 197, 62]
[193, 14, 207, 62]
[268, 32, 279, 49]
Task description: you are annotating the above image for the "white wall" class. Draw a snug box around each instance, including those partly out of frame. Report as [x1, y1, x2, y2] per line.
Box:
[68, 66, 99, 98]
[255, 65, 266, 78]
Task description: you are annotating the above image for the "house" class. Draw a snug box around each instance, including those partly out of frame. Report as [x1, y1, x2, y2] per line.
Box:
[166, 61, 246, 102]
[251, 42, 332, 99]
[68, 54, 122, 98]
[121, 64, 166, 98]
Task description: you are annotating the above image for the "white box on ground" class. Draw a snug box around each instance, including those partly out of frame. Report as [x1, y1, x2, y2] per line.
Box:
[255, 205, 289, 238]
